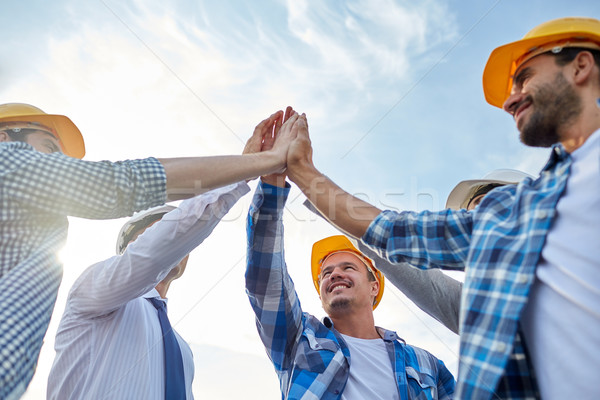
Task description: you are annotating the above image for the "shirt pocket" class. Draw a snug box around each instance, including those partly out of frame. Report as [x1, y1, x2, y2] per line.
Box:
[406, 366, 437, 400]
[293, 330, 340, 373]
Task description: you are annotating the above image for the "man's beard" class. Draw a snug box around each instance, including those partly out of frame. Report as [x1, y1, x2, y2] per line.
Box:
[519, 72, 582, 148]
[328, 298, 352, 312]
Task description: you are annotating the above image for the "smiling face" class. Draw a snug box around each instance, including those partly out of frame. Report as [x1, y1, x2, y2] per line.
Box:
[318, 252, 379, 316]
[503, 54, 582, 148]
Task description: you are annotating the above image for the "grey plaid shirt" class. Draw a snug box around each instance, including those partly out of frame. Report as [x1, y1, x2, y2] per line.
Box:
[0, 142, 166, 399]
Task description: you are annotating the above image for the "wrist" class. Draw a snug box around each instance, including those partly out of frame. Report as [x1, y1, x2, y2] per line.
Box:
[289, 163, 321, 192]
[261, 175, 287, 187]
[262, 149, 286, 174]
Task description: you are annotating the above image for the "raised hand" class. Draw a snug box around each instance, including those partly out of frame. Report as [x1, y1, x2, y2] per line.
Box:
[286, 113, 315, 185]
[262, 106, 295, 187]
[243, 110, 284, 156]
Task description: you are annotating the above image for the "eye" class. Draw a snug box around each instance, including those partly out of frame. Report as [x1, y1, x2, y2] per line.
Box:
[514, 71, 531, 90]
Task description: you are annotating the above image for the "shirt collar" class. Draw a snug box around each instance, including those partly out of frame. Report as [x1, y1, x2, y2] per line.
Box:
[542, 142, 570, 172]
[322, 316, 400, 342]
[142, 288, 162, 300]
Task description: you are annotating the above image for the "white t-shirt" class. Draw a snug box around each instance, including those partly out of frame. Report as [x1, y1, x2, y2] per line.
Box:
[521, 129, 600, 400]
[340, 333, 400, 400]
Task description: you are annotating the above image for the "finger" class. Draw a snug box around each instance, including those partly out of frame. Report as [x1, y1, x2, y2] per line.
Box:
[282, 112, 299, 129]
[293, 114, 309, 139]
[283, 106, 293, 122]
[262, 123, 277, 151]
[255, 111, 282, 134]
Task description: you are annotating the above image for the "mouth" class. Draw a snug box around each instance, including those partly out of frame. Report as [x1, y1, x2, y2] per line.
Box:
[514, 99, 532, 124]
[328, 282, 351, 293]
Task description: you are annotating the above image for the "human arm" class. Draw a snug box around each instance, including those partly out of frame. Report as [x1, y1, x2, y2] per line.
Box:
[287, 115, 472, 269]
[285, 115, 383, 238]
[245, 180, 303, 372]
[1, 142, 166, 219]
[0, 111, 296, 219]
[160, 110, 299, 200]
[68, 182, 249, 316]
[435, 357, 456, 400]
[356, 240, 462, 334]
[302, 199, 462, 334]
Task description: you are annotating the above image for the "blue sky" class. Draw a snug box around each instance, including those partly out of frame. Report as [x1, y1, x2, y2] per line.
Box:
[2, 0, 599, 398]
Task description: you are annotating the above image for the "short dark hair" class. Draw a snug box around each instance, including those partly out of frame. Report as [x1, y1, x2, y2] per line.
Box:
[551, 47, 600, 82]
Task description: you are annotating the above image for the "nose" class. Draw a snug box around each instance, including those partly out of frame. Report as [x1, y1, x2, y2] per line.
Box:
[329, 266, 346, 281]
[503, 91, 524, 116]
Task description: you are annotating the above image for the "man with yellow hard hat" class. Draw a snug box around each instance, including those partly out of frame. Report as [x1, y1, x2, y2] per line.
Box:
[0, 103, 297, 399]
[245, 168, 455, 399]
[283, 17, 600, 399]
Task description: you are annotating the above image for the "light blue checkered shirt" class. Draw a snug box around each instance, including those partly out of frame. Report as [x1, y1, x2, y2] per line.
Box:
[0, 142, 166, 399]
[363, 143, 583, 399]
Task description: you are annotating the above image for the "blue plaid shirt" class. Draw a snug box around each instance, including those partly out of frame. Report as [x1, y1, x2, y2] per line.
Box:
[246, 181, 456, 400]
[362, 144, 580, 399]
[0, 142, 166, 399]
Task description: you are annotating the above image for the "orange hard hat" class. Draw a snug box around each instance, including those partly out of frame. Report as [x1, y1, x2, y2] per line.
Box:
[311, 235, 384, 310]
[483, 17, 600, 108]
[0, 103, 85, 158]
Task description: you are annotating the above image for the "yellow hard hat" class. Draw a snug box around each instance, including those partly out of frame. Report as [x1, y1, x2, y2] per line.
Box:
[483, 17, 600, 108]
[0, 103, 85, 158]
[311, 235, 384, 310]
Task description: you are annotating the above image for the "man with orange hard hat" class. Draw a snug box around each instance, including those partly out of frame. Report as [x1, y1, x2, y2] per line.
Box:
[245, 170, 455, 399]
[0, 102, 297, 399]
[283, 17, 600, 400]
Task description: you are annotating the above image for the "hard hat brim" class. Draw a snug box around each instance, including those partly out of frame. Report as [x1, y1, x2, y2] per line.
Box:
[445, 169, 534, 210]
[483, 31, 600, 108]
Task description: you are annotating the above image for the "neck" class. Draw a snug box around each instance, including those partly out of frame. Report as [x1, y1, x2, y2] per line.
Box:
[560, 95, 600, 152]
[329, 308, 379, 339]
[155, 281, 170, 299]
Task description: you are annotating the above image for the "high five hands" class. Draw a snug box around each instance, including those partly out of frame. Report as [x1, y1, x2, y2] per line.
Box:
[243, 106, 315, 187]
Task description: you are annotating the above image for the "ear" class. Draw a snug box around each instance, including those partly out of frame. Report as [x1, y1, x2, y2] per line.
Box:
[370, 279, 380, 297]
[0, 131, 10, 142]
[572, 50, 597, 85]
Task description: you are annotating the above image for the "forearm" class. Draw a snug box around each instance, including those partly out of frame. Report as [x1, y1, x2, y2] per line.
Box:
[292, 165, 381, 238]
[71, 183, 249, 315]
[246, 182, 302, 369]
[159, 151, 284, 200]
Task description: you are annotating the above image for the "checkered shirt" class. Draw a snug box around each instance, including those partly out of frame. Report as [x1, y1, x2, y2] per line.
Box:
[246, 181, 456, 400]
[0, 142, 166, 399]
[363, 145, 576, 399]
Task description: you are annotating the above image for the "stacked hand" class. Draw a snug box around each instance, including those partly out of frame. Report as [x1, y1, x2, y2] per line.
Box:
[243, 106, 315, 188]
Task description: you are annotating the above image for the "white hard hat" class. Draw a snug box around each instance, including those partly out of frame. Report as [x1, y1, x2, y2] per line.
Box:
[445, 169, 534, 210]
[116, 204, 176, 254]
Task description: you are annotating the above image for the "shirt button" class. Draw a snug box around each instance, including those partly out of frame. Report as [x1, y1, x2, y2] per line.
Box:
[518, 275, 528, 284]
[537, 210, 548, 219]
[494, 342, 506, 352]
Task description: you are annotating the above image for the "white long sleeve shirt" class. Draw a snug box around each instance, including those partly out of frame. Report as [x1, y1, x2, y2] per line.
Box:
[47, 182, 249, 400]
